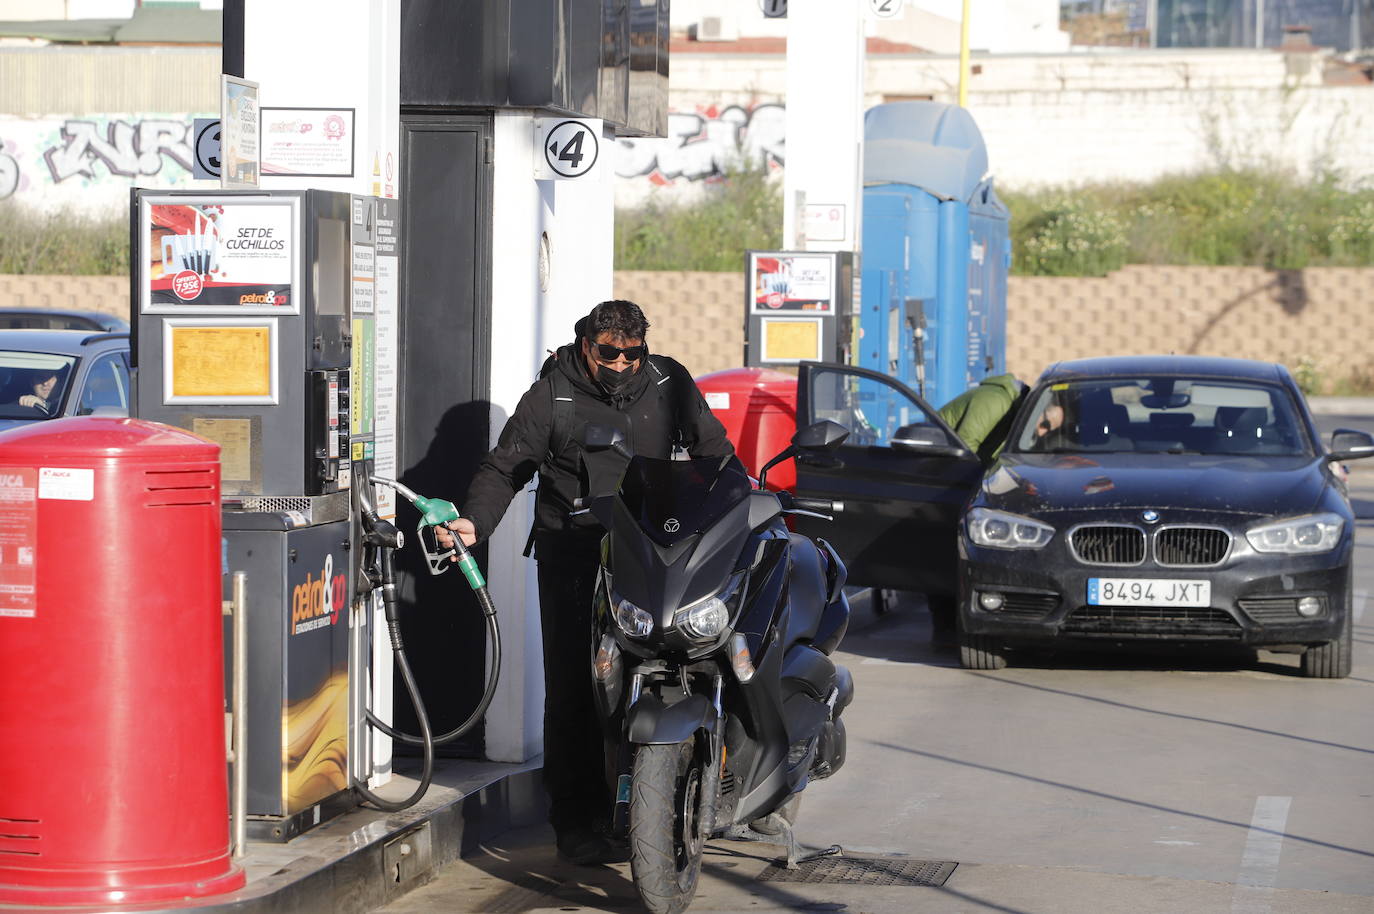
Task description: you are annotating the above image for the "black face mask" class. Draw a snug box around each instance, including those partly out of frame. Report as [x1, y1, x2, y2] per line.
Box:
[595, 363, 633, 393]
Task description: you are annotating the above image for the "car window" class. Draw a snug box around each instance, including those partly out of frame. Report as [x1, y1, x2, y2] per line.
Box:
[0, 351, 77, 420]
[77, 352, 130, 416]
[1012, 377, 1312, 456]
[805, 365, 940, 447]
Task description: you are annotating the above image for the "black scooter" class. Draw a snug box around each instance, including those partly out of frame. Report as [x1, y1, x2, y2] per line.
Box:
[581, 420, 855, 914]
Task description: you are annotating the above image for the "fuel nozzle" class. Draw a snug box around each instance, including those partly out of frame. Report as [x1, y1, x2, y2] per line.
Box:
[368, 476, 486, 589]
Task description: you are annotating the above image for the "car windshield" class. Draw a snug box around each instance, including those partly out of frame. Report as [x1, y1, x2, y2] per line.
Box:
[1010, 376, 1313, 457]
[0, 352, 77, 420]
[619, 454, 753, 547]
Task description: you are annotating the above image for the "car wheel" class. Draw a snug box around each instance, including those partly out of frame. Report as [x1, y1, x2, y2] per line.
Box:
[1300, 601, 1352, 679]
[958, 631, 1007, 670]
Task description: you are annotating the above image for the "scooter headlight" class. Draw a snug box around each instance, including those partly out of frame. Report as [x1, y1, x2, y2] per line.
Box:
[678, 597, 730, 639]
[612, 594, 654, 638]
[674, 573, 743, 641]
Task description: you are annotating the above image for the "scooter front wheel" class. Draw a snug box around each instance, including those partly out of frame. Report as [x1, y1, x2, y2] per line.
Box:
[629, 737, 708, 914]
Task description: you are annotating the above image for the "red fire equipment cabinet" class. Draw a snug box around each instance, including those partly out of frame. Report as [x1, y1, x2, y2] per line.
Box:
[696, 367, 799, 491]
[0, 417, 244, 906]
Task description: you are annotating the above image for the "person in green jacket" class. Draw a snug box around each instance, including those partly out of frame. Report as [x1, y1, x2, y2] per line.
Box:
[936, 373, 1031, 464]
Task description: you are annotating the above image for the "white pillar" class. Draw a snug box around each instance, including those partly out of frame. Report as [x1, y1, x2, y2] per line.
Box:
[241, 0, 399, 201]
[483, 111, 614, 763]
[240, 0, 401, 784]
[783, 0, 865, 253]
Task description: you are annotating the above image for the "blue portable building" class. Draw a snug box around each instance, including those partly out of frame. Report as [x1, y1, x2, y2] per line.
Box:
[859, 102, 1010, 409]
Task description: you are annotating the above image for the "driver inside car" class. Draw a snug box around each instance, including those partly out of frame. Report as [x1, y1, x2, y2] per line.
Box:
[14, 368, 61, 413]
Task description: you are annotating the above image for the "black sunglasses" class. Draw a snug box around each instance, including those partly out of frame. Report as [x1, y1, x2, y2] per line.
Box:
[591, 342, 646, 362]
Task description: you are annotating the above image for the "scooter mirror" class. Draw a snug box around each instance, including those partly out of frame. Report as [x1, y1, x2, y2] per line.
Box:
[792, 419, 849, 451]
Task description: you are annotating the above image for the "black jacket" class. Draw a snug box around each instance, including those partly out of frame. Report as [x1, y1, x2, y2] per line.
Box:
[461, 343, 734, 551]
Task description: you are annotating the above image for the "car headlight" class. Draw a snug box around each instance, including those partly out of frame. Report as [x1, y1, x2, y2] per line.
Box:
[673, 573, 743, 641]
[966, 507, 1055, 549]
[612, 594, 654, 638]
[1245, 512, 1344, 554]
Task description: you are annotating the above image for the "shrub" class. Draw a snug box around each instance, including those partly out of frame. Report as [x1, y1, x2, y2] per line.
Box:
[614, 164, 782, 272]
[0, 207, 128, 275]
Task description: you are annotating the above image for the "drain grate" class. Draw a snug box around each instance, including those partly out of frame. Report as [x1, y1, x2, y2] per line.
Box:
[757, 855, 957, 886]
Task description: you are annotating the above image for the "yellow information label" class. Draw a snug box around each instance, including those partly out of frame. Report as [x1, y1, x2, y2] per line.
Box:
[170, 325, 272, 397]
[762, 320, 821, 362]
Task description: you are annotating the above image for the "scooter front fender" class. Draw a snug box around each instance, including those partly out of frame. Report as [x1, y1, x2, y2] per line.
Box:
[627, 693, 713, 745]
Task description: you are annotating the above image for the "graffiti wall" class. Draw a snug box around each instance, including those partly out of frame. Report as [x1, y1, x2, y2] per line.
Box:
[613, 103, 786, 209]
[0, 114, 211, 215]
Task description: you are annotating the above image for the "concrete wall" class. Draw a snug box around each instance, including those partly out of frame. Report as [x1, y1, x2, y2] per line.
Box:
[615, 47, 1374, 207]
[612, 266, 1374, 394]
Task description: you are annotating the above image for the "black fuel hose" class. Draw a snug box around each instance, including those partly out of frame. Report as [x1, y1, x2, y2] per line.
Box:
[354, 631, 434, 812]
[365, 587, 501, 747]
[354, 525, 436, 812]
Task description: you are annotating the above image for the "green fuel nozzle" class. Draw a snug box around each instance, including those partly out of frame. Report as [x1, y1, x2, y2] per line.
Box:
[369, 476, 483, 587]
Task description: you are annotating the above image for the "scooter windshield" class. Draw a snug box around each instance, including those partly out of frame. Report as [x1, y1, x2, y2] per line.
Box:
[619, 454, 753, 547]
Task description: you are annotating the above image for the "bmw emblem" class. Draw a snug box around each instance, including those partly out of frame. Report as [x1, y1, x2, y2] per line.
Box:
[1141, 510, 1160, 524]
[663, 518, 681, 533]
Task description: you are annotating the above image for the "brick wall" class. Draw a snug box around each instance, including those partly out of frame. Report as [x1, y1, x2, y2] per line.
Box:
[0, 275, 128, 319]
[7, 267, 1371, 393]
[617, 266, 1374, 393]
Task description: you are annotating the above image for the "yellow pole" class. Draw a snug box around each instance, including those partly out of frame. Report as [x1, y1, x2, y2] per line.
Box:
[958, 0, 971, 107]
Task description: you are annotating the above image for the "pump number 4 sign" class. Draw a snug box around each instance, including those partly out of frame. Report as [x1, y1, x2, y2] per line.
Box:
[535, 118, 602, 180]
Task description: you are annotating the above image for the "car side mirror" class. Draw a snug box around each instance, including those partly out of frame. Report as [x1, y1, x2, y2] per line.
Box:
[1329, 428, 1374, 461]
[792, 419, 849, 451]
[891, 423, 972, 459]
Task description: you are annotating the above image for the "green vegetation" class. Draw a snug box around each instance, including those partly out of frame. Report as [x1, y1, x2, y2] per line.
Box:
[1002, 170, 1374, 276]
[615, 164, 783, 272]
[612, 167, 1374, 276]
[0, 207, 128, 275]
[3, 168, 1370, 279]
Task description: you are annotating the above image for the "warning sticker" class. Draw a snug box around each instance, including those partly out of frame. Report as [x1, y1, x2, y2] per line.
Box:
[0, 468, 38, 618]
[39, 467, 94, 501]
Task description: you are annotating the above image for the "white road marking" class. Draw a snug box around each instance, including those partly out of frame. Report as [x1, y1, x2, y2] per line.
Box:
[1154, 840, 1200, 846]
[1353, 589, 1367, 622]
[1230, 795, 1292, 914]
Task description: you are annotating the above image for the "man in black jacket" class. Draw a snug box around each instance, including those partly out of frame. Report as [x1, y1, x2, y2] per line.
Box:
[440, 299, 733, 864]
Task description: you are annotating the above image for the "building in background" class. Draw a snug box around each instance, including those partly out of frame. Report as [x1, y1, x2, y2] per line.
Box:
[1064, 0, 1373, 51]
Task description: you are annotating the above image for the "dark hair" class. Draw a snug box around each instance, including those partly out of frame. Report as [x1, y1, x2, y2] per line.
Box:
[584, 299, 649, 342]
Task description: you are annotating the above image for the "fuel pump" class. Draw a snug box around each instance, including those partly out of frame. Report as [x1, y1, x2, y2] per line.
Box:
[130, 187, 500, 835]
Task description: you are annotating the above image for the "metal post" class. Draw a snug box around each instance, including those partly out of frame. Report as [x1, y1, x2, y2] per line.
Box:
[958, 0, 971, 107]
[231, 571, 248, 859]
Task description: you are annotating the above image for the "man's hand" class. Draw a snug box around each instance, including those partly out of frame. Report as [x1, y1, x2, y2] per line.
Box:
[435, 518, 477, 558]
[18, 395, 46, 410]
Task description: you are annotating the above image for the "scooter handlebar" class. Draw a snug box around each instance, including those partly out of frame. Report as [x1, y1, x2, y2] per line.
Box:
[776, 491, 842, 515]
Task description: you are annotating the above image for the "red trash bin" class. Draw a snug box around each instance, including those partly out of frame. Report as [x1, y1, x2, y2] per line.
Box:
[696, 367, 799, 491]
[0, 417, 244, 906]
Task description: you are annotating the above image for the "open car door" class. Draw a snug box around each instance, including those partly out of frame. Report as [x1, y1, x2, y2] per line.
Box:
[792, 361, 983, 599]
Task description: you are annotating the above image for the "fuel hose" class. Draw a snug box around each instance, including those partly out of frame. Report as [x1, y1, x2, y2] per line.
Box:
[365, 539, 502, 748]
[353, 478, 502, 812]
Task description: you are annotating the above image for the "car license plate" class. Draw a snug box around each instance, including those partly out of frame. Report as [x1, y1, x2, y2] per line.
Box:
[1087, 578, 1210, 607]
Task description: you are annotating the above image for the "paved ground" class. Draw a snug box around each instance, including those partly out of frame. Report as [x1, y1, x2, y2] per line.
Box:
[376, 497, 1374, 913]
[371, 403, 1374, 914]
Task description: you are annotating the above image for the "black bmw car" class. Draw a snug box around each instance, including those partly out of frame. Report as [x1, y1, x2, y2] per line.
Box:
[779, 356, 1373, 679]
[956, 356, 1372, 677]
